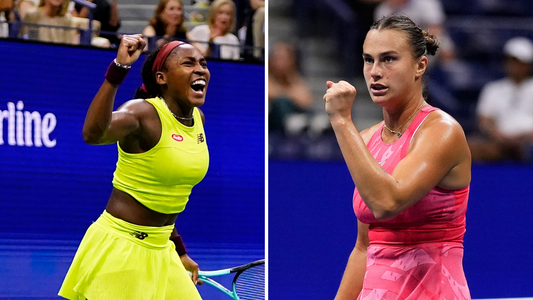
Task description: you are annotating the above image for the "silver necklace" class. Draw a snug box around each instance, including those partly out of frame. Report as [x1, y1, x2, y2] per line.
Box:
[161, 98, 194, 122]
[383, 102, 425, 138]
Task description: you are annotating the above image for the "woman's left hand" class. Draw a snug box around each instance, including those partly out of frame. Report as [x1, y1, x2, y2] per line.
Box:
[180, 254, 203, 285]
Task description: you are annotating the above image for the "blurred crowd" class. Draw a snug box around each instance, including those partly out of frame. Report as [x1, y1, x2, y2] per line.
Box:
[269, 0, 533, 163]
[2, 0, 533, 163]
[0, 0, 264, 61]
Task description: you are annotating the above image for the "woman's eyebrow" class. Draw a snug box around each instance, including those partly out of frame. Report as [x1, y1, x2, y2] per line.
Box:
[363, 51, 399, 57]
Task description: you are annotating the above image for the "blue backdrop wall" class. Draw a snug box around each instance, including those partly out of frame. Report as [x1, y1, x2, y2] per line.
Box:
[269, 161, 533, 300]
[0, 39, 264, 298]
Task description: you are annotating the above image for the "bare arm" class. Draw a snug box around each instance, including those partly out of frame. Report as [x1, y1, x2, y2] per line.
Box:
[142, 25, 156, 37]
[17, 0, 36, 20]
[335, 221, 369, 300]
[249, 0, 264, 10]
[324, 81, 471, 221]
[109, 0, 120, 28]
[82, 34, 146, 144]
[170, 227, 201, 285]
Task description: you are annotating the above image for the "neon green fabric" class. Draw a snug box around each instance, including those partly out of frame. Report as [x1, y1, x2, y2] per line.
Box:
[112, 97, 209, 214]
[58, 211, 202, 300]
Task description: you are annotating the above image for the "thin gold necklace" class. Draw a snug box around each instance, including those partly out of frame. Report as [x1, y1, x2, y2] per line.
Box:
[383, 102, 425, 138]
[161, 98, 194, 122]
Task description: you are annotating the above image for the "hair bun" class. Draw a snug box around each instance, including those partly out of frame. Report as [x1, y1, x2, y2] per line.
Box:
[423, 30, 440, 56]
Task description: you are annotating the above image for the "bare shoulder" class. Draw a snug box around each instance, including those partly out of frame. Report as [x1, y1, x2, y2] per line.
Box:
[117, 99, 157, 117]
[198, 108, 206, 125]
[23, 7, 39, 21]
[412, 109, 470, 169]
[410, 109, 468, 153]
[360, 122, 382, 145]
[112, 99, 160, 131]
[142, 25, 156, 37]
[407, 109, 471, 189]
[418, 109, 466, 140]
[113, 99, 162, 149]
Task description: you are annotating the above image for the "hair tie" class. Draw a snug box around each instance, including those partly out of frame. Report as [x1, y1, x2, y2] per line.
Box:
[140, 83, 155, 97]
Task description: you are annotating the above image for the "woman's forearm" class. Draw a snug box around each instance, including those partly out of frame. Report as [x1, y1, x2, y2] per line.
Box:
[330, 117, 399, 220]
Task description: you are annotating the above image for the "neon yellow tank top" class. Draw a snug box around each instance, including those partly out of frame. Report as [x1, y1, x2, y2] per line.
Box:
[112, 97, 209, 214]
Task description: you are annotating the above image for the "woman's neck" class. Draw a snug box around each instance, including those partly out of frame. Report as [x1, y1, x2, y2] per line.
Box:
[162, 96, 193, 118]
[166, 23, 178, 36]
[383, 95, 425, 129]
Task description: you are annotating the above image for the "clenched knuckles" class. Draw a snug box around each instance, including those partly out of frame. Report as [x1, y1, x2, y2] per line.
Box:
[323, 80, 357, 119]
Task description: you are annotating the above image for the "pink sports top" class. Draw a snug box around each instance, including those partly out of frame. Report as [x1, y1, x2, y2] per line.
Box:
[353, 105, 470, 245]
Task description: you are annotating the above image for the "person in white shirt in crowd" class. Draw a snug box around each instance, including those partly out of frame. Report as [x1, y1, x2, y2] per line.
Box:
[188, 0, 240, 60]
[468, 37, 533, 161]
[249, 0, 264, 59]
[21, 0, 109, 47]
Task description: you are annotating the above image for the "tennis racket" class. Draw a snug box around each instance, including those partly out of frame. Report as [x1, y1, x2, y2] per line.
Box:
[195, 259, 265, 300]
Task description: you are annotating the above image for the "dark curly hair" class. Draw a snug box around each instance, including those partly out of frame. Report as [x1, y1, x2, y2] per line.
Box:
[134, 48, 162, 99]
[134, 43, 187, 99]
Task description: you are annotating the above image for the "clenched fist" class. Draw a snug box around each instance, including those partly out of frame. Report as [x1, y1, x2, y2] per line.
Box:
[323, 80, 357, 121]
[116, 34, 147, 67]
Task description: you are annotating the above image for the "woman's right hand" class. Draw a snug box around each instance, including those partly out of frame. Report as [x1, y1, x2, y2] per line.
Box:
[116, 34, 147, 66]
[323, 80, 357, 122]
[209, 27, 224, 40]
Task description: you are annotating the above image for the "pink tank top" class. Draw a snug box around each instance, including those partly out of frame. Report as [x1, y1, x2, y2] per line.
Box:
[353, 105, 469, 245]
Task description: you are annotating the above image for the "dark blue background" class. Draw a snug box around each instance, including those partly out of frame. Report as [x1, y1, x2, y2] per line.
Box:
[269, 160, 533, 300]
[0, 39, 264, 298]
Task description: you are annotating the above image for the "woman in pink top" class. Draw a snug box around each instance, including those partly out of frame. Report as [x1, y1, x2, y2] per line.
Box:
[323, 15, 472, 299]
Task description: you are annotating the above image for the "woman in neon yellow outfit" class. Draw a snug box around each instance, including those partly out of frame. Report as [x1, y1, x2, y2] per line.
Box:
[59, 35, 210, 300]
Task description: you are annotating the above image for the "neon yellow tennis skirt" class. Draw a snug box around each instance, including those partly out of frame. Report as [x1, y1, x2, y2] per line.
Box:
[58, 210, 202, 300]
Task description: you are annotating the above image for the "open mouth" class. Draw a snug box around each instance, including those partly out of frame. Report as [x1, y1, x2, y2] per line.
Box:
[370, 83, 388, 95]
[191, 79, 206, 92]
[371, 84, 387, 90]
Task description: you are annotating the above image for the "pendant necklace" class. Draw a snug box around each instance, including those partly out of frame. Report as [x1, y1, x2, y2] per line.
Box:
[383, 102, 425, 138]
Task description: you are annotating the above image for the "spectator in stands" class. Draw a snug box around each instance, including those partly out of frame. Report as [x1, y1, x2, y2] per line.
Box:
[21, 0, 107, 47]
[188, 0, 240, 60]
[249, 0, 264, 59]
[22, 0, 77, 44]
[0, 0, 13, 37]
[373, 0, 455, 64]
[143, 0, 188, 49]
[71, 0, 121, 47]
[268, 41, 313, 134]
[468, 37, 533, 162]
